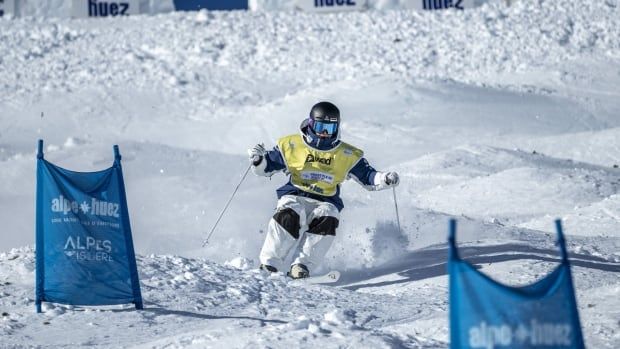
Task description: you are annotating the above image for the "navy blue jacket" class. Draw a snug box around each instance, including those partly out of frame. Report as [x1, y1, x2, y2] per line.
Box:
[261, 123, 378, 211]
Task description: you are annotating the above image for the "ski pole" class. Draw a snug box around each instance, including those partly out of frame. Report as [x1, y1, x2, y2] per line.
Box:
[392, 187, 402, 233]
[202, 164, 252, 247]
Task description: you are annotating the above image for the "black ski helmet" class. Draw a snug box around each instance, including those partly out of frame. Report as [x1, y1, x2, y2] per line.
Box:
[309, 101, 340, 124]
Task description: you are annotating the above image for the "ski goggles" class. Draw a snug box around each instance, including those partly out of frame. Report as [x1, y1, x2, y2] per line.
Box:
[311, 120, 338, 135]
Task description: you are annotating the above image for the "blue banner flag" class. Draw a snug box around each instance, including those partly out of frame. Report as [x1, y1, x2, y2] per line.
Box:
[35, 140, 143, 312]
[448, 219, 584, 349]
[173, 0, 248, 11]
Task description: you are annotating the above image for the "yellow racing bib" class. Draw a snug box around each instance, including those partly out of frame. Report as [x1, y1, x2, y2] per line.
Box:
[277, 134, 363, 196]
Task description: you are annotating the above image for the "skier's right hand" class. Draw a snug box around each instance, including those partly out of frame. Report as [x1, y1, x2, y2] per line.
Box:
[384, 172, 400, 187]
[248, 143, 267, 166]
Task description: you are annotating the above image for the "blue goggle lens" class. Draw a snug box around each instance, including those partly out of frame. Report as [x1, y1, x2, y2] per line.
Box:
[313, 121, 338, 135]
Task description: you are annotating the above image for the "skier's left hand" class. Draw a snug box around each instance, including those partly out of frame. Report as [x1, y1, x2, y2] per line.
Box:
[384, 172, 400, 187]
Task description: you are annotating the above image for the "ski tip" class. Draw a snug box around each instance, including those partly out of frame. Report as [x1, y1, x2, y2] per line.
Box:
[287, 270, 341, 285]
[306, 270, 341, 284]
[326, 271, 340, 280]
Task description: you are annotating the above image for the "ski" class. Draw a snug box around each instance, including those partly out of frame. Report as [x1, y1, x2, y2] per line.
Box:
[303, 270, 340, 284]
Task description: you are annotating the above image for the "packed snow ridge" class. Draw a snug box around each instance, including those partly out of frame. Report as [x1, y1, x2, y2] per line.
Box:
[0, 0, 619, 102]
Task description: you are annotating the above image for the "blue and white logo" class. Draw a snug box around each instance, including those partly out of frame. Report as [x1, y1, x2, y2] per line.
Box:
[64, 236, 114, 262]
[297, 0, 366, 12]
[468, 320, 573, 348]
[51, 195, 120, 218]
[301, 171, 335, 184]
[71, 0, 140, 18]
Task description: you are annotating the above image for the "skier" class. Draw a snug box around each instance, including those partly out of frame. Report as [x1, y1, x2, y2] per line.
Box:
[248, 101, 400, 279]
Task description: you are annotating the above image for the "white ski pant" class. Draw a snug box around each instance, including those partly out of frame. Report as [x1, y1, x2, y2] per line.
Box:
[259, 195, 339, 272]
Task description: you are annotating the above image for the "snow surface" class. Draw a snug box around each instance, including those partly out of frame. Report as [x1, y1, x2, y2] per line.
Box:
[1, 0, 620, 347]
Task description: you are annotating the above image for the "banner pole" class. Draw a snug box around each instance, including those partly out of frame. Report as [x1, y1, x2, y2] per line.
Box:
[448, 218, 460, 260]
[555, 219, 569, 262]
[35, 140, 44, 313]
[37, 139, 44, 159]
[113, 145, 143, 310]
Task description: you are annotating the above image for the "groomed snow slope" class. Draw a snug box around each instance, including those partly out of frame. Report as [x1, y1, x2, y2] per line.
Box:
[1, 0, 620, 347]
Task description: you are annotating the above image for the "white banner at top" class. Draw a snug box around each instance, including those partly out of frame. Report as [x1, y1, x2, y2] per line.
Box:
[0, 0, 16, 17]
[296, 0, 367, 13]
[406, 0, 474, 11]
[72, 0, 141, 18]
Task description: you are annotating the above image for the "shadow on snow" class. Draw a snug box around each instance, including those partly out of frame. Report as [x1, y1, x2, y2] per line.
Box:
[142, 307, 287, 325]
[340, 243, 620, 291]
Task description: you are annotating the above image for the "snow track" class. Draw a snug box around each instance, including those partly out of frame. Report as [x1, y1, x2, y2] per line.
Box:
[1, 0, 620, 347]
[1, 245, 618, 348]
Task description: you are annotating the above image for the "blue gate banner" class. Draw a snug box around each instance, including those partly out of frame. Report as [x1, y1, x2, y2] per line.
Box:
[173, 0, 248, 11]
[448, 219, 584, 349]
[35, 140, 143, 312]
